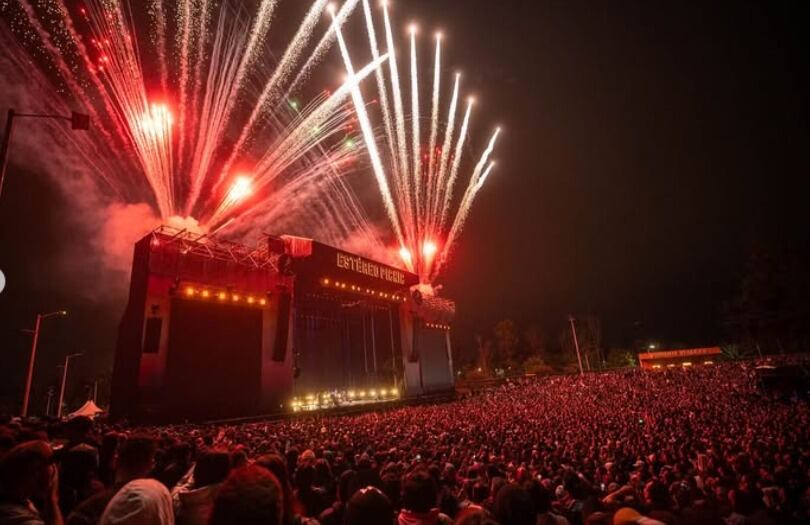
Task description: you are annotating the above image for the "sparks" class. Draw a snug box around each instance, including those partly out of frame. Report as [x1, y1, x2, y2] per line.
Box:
[344, 2, 502, 284]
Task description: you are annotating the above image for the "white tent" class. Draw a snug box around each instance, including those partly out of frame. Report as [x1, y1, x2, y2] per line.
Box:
[68, 400, 105, 419]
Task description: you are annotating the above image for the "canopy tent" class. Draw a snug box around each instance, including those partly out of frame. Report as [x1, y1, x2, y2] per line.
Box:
[68, 400, 105, 419]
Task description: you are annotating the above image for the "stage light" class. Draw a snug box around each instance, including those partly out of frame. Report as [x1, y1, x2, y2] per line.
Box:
[201, 290, 210, 298]
[358, 390, 366, 398]
[322, 278, 330, 285]
[232, 294, 240, 302]
[704, 360, 713, 365]
[682, 362, 692, 367]
[217, 291, 227, 300]
[185, 287, 195, 296]
[259, 298, 267, 306]
[399, 247, 412, 264]
[369, 389, 377, 397]
[347, 390, 355, 398]
[247, 296, 255, 304]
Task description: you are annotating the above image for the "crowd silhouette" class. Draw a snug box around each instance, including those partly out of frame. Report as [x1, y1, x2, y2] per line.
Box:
[1, 361, 808, 524]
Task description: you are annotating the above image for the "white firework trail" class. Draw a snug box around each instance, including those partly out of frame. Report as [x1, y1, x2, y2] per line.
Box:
[438, 97, 473, 233]
[343, 2, 501, 284]
[409, 26, 422, 239]
[285, 0, 361, 97]
[329, 4, 405, 246]
[381, 0, 413, 237]
[360, 0, 398, 191]
[429, 71, 459, 232]
[426, 32, 442, 221]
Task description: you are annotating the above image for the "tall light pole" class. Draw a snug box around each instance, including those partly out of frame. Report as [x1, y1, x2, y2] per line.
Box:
[21, 310, 67, 417]
[568, 315, 584, 376]
[57, 353, 83, 419]
[0, 108, 90, 199]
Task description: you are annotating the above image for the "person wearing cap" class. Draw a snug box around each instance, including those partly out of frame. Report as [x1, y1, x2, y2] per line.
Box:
[0, 440, 63, 525]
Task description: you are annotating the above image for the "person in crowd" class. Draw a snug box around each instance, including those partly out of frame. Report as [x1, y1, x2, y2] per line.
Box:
[98, 478, 173, 525]
[294, 463, 330, 518]
[492, 484, 534, 525]
[524, 479, 570, 525]
[156, 443, 193, 490]
[59, 444, 104, 517]
[0, 440, 63, 525]
[66, 435, 157, 525]
[96, 434, 122, 488]
[345, 486, 394, 525]
[209, 465, 283, 525]
[172, 448, 230, 525]
[398, 469, 452, 525]
[318, 469, 358, 525]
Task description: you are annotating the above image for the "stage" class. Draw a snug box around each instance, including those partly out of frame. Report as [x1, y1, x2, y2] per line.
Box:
[111, 227, 456, 422]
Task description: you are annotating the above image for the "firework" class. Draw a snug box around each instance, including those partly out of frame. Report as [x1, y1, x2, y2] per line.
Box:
[3, 0, 500, 282]
[335, 0, 501, 285]
[2, 0, 386, 249]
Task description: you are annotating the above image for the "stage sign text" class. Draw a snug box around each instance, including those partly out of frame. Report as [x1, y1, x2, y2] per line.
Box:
[336, 252, 405, 285]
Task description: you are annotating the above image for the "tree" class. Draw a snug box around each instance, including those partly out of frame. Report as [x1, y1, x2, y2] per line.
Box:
[475, 335, 494, 377]
[724, 241, 810, 354]
[606, 349, 637, 369]
[575, 315, 603, 370]
[554, 326, 579, 371]
[523, 323, 549, 360]
[494, 319, 520, 367]
[522, 355, 554, 375]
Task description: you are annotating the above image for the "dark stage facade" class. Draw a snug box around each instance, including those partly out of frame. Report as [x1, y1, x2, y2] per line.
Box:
[111, 227, 455, 421]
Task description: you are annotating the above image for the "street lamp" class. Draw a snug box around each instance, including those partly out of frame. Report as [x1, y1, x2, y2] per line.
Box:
[568, 315, 584, 376]
[57, 353, 83, 419]
[21, 310, 67, 417]
[0, 108, 90, 198]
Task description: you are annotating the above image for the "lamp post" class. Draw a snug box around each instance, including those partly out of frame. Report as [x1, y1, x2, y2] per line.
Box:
[568, 315, 584, 376]
[21, 310, 67, 417]
[57, 353, 83, 419]
[0, 108, 90, 199]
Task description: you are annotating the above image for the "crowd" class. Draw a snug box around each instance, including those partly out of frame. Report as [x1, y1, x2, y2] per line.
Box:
[1, 361, 808, 525]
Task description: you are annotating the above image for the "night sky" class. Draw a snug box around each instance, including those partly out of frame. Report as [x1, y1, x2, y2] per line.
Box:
[1, 1, 808, 410]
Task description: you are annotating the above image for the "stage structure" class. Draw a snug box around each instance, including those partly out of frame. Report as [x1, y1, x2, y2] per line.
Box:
[111, 227, 456, 421]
